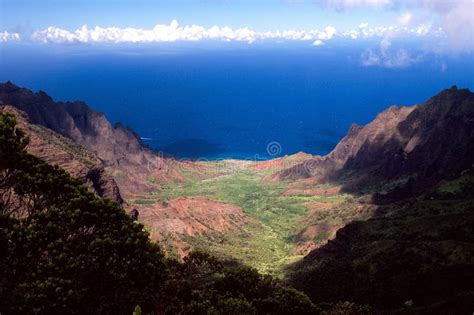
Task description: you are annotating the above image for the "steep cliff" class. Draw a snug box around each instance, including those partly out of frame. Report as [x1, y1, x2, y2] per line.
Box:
[0, 82, 251, 254]
[0, 105, 123, 204]
[273, 86, 474, 192]
[285, 87, 474, 312]
[0, 81, 185, 197]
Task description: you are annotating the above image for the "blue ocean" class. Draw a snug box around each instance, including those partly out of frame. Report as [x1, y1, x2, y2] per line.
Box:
[1, 42, 473, 159]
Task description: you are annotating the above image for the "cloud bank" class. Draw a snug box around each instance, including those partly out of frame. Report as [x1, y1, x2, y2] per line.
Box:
[0, 31, 20, 42]
[361, 38, 422, 68]
[317, 0, 474, 52]
[342, 22, 435, 40]
[0, 19, 434, 47]
[0, 20, 446, 69]
[0, 12, 468, 69]
[29, 20, 339, 45]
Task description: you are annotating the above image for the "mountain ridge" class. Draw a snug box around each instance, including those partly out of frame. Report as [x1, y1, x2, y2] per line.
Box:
[283, 86, 474, 311]
[272, 86, 474, 191]
[0, 81, 191, 195]
[0, 104, 124, 204]
[0, 82, 264, 257]
[1, 82, 473, 292]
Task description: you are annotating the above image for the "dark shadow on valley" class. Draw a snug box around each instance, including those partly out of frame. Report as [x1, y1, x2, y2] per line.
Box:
[284, 87, 474, 313]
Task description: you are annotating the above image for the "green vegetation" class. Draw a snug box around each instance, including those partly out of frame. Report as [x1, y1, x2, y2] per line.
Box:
[0, 112, 167, 314]
[149, 168, 349, 276]
[31, 123, 98, 168]
[288, 181, 474, 312]
[132, 197, 156, 205]
[0, 112, 362, 314]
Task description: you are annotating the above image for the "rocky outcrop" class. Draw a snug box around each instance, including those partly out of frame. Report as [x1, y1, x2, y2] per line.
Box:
[137, 196, 257, 256]
[0, 81, 184, 197]
[144, 196, 255, 236]
[286, 87, 474, 311]
[0, 82, 216, 252]
[0, 81, 142, 163]
[0, 105, 123, 204]
[272, 86, 474, 190]
[339, 86, 474, 181]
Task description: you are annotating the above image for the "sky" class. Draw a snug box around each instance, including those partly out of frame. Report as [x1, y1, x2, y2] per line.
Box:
[0, 0, 424, 30]
[1, 0, 473, 158]
[0, 0, 473, 71]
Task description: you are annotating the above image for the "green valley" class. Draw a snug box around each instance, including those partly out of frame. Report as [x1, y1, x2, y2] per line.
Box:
[135, 162, 351, 276]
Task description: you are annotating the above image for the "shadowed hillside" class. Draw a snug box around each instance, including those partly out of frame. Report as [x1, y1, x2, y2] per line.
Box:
[0, 111, 330, 314]
[1, 82, 474, 313]
[272, 86, 474, 193]
[284, 87, 474, 312]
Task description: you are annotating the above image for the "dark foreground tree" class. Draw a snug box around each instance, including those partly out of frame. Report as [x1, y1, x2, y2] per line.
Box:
[0, 112, 167, 314]
[164, 251, 320, 315]
[0, 112, 344, 314]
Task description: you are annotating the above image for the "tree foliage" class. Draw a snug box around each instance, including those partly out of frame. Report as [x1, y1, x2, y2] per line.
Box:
[0, 112, 322, 314]
[0, 112, 166, 314]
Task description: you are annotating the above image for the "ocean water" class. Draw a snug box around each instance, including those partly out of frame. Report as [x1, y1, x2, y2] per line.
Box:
[1, 42, 473, 159]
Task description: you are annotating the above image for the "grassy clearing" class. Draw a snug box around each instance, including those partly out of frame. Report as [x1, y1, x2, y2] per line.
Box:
[145, 168, 349, 276]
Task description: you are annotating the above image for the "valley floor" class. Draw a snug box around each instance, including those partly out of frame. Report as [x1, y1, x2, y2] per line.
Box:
[128, 158, 358, 276]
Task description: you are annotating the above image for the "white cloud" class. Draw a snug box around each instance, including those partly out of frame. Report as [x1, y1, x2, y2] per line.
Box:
[390, 0, 474, 52]
[27, 20, 440, 48]
[30, 20, 339, 45]
[0, 31, 20, 42]
[383, 48, 419, 67]
[0, 19, 458, 70]
[312, 39, 324, 46]
[342, 23, 436, 40]
[397, 12, 413, 25]
[319, 26, 337, 40]
[317, 0, 474, 52]
[360, 37, 422, 68]
[361, 49, 381, 65]
[441, 1, 474, 53]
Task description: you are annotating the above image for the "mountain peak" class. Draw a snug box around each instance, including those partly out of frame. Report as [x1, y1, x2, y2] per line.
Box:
[431, 85, 472, 101]
[0, 81, 20, 94]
